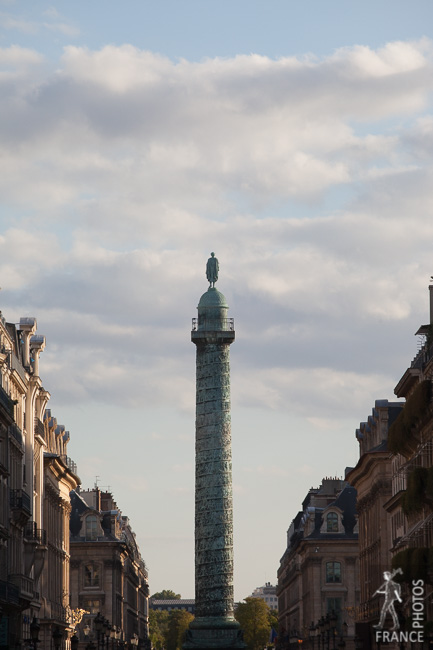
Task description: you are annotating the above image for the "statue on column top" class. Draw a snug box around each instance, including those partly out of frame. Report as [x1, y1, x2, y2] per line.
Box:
[206, 252, 219, 288]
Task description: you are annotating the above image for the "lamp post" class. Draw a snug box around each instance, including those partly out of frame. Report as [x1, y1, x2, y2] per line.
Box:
[324, 614, 331, 650]
[71, 632, 80, 650]
[319, 617, 325, 650]
[52, 626, 63, 650]
[94, 613, 105, 650]
[104, 621, 111, 649]
[29, 617, 40, 650]
[330, 612, 337, 650]
[309, 623, 316, 650]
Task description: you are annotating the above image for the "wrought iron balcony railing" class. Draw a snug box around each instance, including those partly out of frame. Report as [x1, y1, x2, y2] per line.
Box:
[34, 417, 45, 441]
[191, 317, 234, 332]
[9, 488, 31, 514]
[24, 521, 47, 545]
[0, 579, 20, 605]
[0, 385, 14, 418]
[9, 574, 34, 600]
[8, 423, 23, 446]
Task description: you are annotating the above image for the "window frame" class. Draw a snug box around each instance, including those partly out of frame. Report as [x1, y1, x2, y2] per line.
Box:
[326, 512, 339, 532]
[326, 561, 342, 584]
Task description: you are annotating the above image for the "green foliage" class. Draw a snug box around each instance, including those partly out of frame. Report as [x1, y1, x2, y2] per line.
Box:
[149, 610, 169, 650]
[392, 548, 412, 582]
[235, 597, 272, 650]
[392, 547, 433, 584]
[150, 608, 193, 650]
[151, 589, 182, 599]
[388, 380, 431, 457]
[411, 547, 430, 581]
[165, 609, 194, 650]
[401, 466, 433, 515]
[268, 608, 279, 634]
[402, 467, 429, 515]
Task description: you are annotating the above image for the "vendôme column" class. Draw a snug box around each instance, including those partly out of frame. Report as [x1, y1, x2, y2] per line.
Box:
[184, 253, 245, 650]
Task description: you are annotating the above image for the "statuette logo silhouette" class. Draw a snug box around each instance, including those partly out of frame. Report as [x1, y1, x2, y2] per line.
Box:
[373, 568, 402, 631]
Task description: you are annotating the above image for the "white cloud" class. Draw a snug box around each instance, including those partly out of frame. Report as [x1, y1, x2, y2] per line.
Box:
[1, 39, 433, 427]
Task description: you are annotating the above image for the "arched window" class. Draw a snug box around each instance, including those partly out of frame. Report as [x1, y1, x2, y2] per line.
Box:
[326, 512, 338, 532]
[326, 562, 341, 583]
[85, 515, 98, 541]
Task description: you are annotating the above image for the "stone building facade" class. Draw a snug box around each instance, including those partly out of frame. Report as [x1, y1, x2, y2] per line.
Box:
[150, 599, 195, 614]
[70, 487, 149, 648]
[0, 311, 79, 649]
[277, 478, 359, 650]
[385, 283, 433, 634]
[247, 583, 278, 611]
[345, 282, 433, 646]
[346, 400, 403, 647]
[39, 409, 80, 647]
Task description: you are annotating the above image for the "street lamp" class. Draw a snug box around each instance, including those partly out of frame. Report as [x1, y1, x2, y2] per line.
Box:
[309, 623, 316, 650]
[330, 611, 338, 650]
[94, 612, 105, 649]
[30, 617, 40, 650]
[52, 626, 63, 650]
[318, 617, 325, 650]
[324, 614, 331, 650]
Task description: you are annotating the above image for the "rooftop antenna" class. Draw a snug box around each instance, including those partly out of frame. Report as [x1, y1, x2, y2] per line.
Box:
[94, 476, 100, 488]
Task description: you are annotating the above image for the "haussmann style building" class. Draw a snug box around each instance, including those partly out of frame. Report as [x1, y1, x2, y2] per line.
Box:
[277, 478, 359, 650]
[69, 486, 150, 648]
[0, 311, 80, 649]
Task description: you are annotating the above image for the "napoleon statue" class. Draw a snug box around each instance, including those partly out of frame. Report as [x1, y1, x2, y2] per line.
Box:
[206, 252, 219, 288]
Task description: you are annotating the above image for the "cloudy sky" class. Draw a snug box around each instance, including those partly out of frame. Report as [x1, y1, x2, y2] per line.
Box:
[2, 0, 433, 601]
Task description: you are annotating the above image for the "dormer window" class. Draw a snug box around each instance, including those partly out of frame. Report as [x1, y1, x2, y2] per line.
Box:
[326, 512, 338, 532]
[85, 515, 98, 541]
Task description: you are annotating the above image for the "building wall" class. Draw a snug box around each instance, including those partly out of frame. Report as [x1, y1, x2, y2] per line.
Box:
[70, 487, 149, 648]
[248, 583, 278, 610]
[0, 310, 79, 649]
[277, 479, 359, 650]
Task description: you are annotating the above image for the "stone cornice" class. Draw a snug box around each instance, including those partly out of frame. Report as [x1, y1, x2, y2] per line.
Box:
[346, 452, 391, 490]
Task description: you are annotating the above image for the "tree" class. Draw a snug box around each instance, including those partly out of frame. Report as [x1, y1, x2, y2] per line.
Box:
[235, 597, 272, 650]
[165, 609, 194, 650]
[268, 608, 279, 634]
[268, 608, 279, 647]
[152, 589, 182, 600]
[149, 610, 169, 650]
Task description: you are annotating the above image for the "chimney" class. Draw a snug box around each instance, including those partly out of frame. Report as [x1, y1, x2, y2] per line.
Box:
[429, 278, 433, 325]
[19, 317, 37, 367]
